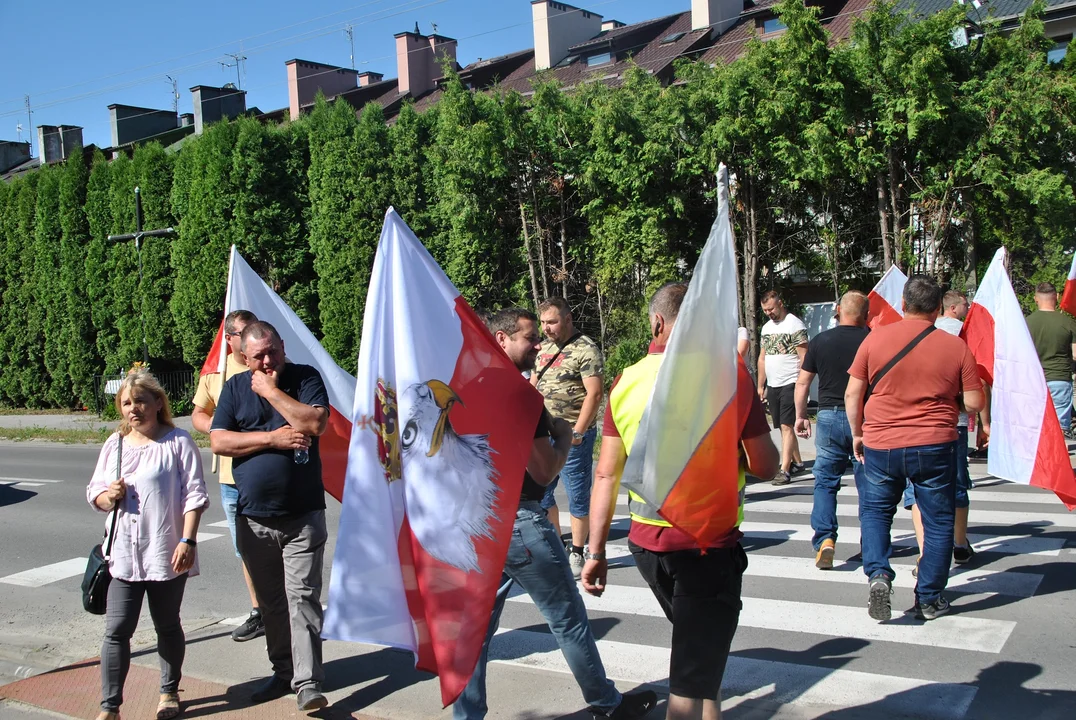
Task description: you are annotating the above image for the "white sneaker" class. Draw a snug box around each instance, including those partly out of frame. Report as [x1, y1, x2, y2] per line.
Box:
[568, 550, 585, 579]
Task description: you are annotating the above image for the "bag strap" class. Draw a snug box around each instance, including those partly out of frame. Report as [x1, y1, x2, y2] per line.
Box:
[535, 333, 583, 385]
[104, 434, 123, 559]
[865, 325, 936, 405]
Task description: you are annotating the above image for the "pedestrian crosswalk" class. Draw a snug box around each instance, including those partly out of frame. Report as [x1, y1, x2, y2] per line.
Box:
[486, 471, 1071, 719]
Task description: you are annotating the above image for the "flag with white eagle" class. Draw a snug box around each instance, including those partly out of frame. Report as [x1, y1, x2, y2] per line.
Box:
[324, 208, 544, 705]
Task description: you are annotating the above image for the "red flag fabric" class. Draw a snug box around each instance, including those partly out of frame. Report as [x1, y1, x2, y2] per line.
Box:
[867, 265, 908, 329]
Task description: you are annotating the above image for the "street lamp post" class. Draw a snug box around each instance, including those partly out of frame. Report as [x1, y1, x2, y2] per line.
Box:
[107, 186, 176, 367]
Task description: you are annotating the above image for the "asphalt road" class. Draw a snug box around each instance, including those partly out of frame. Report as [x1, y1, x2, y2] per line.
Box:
[3, 439, 1076, 719]
[0, 441, 340, 673]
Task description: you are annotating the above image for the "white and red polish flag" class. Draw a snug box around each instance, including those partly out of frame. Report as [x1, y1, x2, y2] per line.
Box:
[962, 247, 1076, 509]
[1061, 252, 1076, 318]
[324, 208, 544, 706]
[619, 165, 742, 546]
[867, 265, 908, 329]
[199, 246, 356, 501]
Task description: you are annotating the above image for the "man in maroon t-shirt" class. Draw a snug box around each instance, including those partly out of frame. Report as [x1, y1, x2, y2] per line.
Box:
[582, 283, 778, 720]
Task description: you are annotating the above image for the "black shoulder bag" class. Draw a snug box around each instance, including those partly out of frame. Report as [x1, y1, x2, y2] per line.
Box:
[534, 332, 583, 385]
[82, 434, 122, 615]
[863, 325, 936, 407]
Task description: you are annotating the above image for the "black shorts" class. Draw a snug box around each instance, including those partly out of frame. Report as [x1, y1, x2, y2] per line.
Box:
[629, 541, 747, 700]
[767, 383, 796, 429]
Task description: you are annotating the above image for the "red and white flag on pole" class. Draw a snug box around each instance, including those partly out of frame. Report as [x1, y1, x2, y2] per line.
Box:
[199, 246, 356, 501]
[1061, 252, 1076, 318]
[867, 265, 908, 329]
[619, 165, 741, 546]
[961, 247, 1076, 509]
[324, 208, 544, 705]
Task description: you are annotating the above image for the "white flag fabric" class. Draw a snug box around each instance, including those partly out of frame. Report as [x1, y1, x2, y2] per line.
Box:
[867, 265, 908, 329]
[324, 208, 544, 705]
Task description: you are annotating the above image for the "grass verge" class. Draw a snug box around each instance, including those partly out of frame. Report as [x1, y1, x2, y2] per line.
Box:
[0, 427, 212, 448]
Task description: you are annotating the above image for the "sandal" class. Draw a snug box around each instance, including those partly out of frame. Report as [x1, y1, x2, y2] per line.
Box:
[156, 693, 181, 720]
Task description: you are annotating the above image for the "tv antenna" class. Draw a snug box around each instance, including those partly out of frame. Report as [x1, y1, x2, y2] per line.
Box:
[24, 96, 32, 157]
[344, 24, 355, 70]
[166, 75, 180, 114]
[220, 52, 246, 89]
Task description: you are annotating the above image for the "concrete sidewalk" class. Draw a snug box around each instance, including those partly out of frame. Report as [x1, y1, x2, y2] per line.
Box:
[0, 618, 857, 720]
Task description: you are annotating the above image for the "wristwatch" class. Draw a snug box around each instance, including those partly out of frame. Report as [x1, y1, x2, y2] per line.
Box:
[572, 431, 584, 441]
[179, 537, 197, 547]
[584, 550, 605, 561]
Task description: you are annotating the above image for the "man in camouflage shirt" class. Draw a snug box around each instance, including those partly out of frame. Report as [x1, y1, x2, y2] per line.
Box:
[532, 297, 604, 579]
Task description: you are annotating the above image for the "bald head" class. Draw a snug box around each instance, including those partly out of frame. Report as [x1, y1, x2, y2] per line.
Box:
[837, 291, 869, 328]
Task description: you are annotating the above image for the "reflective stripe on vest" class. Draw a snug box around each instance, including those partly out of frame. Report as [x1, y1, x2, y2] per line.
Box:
[610, 353, 746, 529]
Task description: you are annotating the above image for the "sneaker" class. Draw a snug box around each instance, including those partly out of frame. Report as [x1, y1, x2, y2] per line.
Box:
[868, 575, 893, 621]
[953, 544, 976, 565]
[916, 596, 951, 621]
[232, 609, 265, 642]
[815, 539, 836, 570]
[568, 549, 585, 580]
[601, 689, 658, 719]
[296, 684, 329, 712]
[790, 461, 807, 476]
[251, 674, 292, 704]
[772, 471, 792, 486]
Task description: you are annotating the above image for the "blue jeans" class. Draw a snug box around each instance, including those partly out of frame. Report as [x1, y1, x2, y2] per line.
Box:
[1047, 380, 1073, 430]
[810, 408, 864, 550]
[453, 502, 619, 719]
[860, 443, 957, 605]
[903, 428, 971, 509]
[540, 426, 596, 518]
[219, 484, 242, 558]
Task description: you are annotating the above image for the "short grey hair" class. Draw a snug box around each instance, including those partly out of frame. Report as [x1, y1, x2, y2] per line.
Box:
[649, 282, 688, 322]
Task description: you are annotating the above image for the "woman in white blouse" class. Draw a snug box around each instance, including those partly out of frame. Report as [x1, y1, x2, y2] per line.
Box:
[86, 369, 209, 720]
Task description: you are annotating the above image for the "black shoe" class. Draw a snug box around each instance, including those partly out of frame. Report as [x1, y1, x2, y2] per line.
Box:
[232, 609, 265, 642]
[296, 684, 329, 712]
[251, 675, 292, 704]
[772, 471, 792, 486]
[916, 596, 951, 621]
[600, 689, 658, 718]
[953, 544, 976, 565]
[790, 462, 807, 476]
[868, 575, 892, 622]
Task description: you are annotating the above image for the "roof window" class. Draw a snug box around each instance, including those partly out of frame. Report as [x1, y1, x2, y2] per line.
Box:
[587, 52, 613, 67]
[660, 31, 687, 45]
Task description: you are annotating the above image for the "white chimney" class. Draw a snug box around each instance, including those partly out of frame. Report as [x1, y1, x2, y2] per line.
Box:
[532, 1, 603, 71]
[692, 0, 742, 33]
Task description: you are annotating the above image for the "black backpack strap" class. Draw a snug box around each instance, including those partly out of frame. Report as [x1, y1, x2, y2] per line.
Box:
[864, 325, 936, 405]
[534, 333, 583, 385]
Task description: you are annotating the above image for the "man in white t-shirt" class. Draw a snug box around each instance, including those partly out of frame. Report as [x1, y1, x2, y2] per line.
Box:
[758, 290, 809, 485]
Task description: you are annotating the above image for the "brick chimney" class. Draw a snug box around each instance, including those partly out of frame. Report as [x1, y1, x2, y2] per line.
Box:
[36, 125, 83, 164]
[532, 1, 603, 71]
[395, 28, 457, 97]
[191, 84, 247, 135]
[285, 59, 359, 121]
[692, 0, 742, 33]
[357, 71, 385, 87]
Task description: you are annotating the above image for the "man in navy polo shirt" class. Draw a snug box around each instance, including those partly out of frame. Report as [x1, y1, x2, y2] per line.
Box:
[210, 321, 330, 713]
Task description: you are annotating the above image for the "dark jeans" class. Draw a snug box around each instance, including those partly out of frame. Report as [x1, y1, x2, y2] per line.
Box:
[238, 510, 327, 692]
[860, 442, 957, 605]
[101, 573, 188, 712]
[810, 408, 864, 550]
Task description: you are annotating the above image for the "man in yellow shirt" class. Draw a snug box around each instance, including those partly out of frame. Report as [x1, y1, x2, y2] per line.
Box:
[191, 309, 263, 642]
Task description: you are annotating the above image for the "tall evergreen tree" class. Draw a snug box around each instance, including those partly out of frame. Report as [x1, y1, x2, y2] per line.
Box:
[170, 121, 238, 367]
[85, 151, 120, 375]
[59, 148, 100, 407]
[307, 96, 363, 364]
[34, 166, 72, 406]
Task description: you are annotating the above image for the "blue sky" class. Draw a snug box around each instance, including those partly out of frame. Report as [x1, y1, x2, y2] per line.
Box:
[0, 0, 678, 150]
